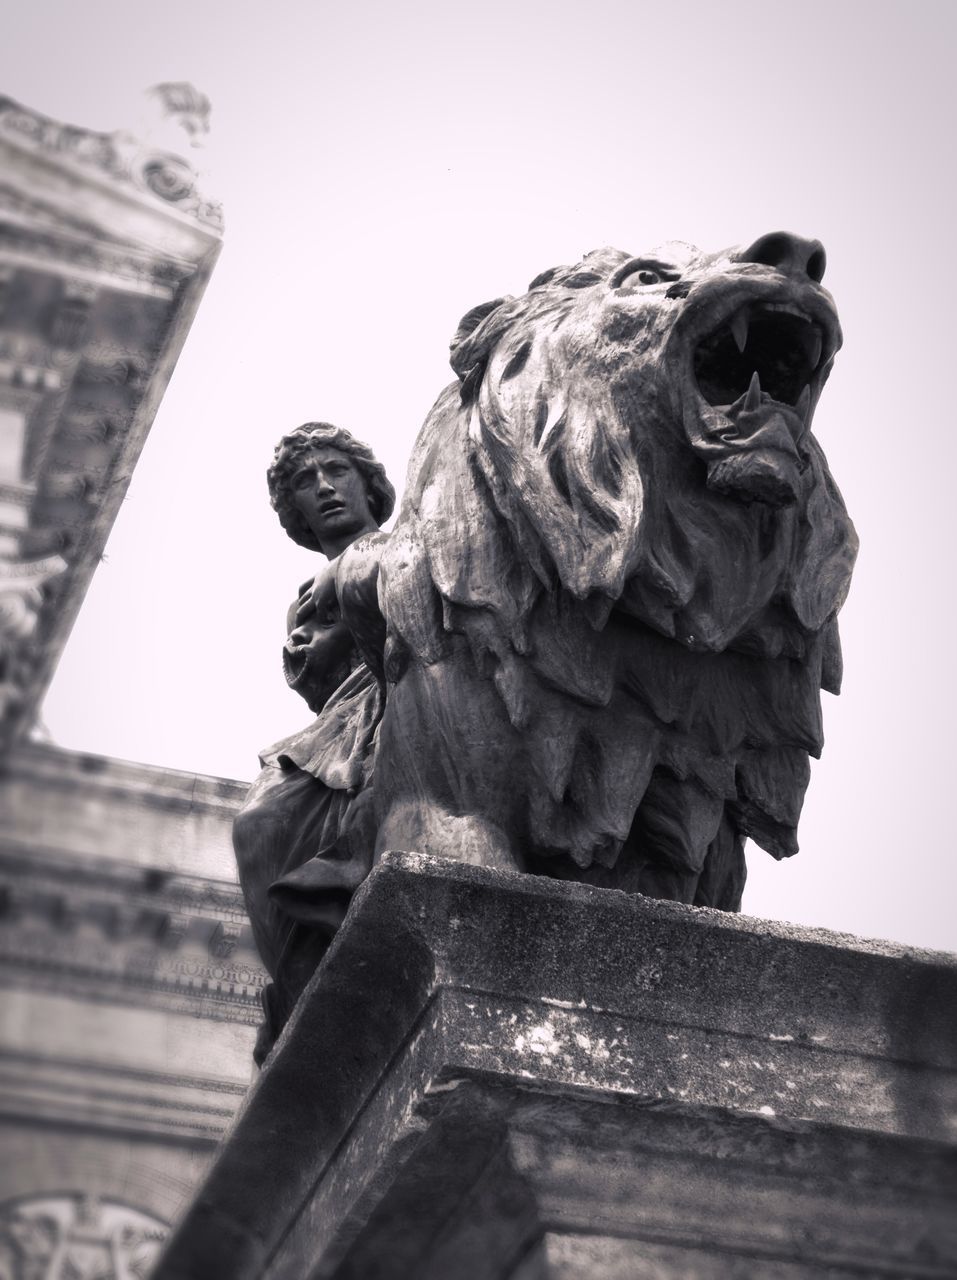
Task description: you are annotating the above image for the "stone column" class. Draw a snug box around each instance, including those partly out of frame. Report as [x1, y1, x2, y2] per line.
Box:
[153, 852, 957, 1279]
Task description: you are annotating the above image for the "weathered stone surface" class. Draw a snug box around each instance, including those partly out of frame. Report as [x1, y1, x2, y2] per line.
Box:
[153, 854, 957, 1279]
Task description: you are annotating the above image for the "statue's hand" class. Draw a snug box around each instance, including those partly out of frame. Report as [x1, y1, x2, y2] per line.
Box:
[295, 563, 339, 627]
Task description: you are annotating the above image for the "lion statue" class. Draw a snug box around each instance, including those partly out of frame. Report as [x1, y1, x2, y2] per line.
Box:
[334, 231, 858, 912]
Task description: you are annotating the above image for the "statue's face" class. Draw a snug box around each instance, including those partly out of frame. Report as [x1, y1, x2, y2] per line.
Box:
[289, 445, 375, 554]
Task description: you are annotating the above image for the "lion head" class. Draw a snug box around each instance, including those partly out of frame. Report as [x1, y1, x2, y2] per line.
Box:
[375, 234, 858, 906]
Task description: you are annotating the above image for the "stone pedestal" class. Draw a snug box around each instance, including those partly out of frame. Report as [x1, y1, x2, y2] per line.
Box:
[153, 853, 957, 1279]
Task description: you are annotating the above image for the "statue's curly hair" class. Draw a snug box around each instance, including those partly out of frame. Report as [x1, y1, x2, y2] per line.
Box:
[267, 422, 396, 553]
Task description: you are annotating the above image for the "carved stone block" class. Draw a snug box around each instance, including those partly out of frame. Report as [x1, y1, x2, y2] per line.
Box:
[153, 854, 957, 1279]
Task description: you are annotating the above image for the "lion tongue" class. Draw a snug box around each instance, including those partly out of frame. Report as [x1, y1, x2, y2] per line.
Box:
[702, 370, 807, 506]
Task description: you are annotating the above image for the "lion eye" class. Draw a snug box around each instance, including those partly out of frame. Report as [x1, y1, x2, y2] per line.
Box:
[620, 268, 660, 288]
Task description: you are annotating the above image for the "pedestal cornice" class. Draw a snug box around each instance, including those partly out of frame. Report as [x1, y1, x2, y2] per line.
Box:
[152, 853, 957, 1280]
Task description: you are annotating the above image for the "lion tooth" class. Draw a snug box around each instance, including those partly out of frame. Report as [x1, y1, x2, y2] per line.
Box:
[796, 385, 811, 420]
[730, 311, 748, 353]
[745, 370, 762, 411]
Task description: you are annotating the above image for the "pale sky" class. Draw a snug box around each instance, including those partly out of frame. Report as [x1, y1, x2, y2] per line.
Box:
[4, 0, 955, 951]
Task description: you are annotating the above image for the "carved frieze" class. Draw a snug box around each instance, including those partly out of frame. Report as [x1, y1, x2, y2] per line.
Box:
[209, 921, 242, 960]
[0, 848, 266, 1024]
[0, 1194, 168, 1280]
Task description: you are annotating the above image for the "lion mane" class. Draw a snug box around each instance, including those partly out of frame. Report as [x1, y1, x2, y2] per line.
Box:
[373, 237, 857, 909]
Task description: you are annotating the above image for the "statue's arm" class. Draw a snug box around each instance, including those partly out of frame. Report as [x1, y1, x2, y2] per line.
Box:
[335, 531, 389, 682]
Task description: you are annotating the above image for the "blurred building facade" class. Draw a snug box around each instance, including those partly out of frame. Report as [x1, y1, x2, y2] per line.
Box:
[0, 93, 264, 1278]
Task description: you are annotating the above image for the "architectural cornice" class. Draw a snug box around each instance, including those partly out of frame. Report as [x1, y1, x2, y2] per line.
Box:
[0, 1047, 246, 1143]
[0, 841, 265, 1025]
[0, 739, 248, 814]
[0, 97, 223, 234]
[0, 743, 261, 1021]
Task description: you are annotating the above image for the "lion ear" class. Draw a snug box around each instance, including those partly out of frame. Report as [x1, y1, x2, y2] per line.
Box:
[450, 297, 513, 389]
[453, 298, 507, 346]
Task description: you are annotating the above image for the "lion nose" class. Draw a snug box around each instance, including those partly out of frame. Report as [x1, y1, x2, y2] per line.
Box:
[737, 232, 827, 284]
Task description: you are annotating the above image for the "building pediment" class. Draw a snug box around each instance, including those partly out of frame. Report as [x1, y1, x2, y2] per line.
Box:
[0, 94, 223, 752]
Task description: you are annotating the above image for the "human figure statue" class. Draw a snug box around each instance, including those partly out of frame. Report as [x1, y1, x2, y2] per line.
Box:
[233, 423, 394, 1064]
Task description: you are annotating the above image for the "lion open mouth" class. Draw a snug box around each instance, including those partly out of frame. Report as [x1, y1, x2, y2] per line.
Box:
[692, 304, 823, 415]
[683, 297, 838, 507]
